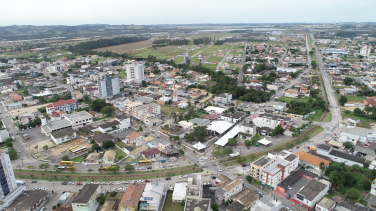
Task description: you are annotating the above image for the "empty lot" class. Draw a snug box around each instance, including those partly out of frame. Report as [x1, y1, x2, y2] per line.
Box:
[93, 40, 154, 54]
[35, 137, 92, 162]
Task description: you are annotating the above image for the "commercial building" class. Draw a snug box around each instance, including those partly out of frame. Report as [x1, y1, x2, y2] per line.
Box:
[291, 179, 330, 211]
[316, 144, 366, 166]
[315, 197, 336, 211]
[220, 112, 246, 123]
[250, 195, 282, 211]
[215, 93, 232, 104]
[65, 111, 93, 128]
[46, 99, 78, 115]
[4, 190, 49, 211]
[0, 152, 26, 210]
[139, 183, 164, 211]
[71, 184, 101, 211]
[125, 60, 145, 81]
[295, 151, 331, 176]
[252, 114, 291, 130]
[102, 150, 116, 163]
[98, 74, 120, 98]
[51, 128, 77, 145]
[119, 184, 146, 211]
[215, 175, 242, 202]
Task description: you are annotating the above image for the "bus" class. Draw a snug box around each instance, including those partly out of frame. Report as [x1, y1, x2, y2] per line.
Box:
[72, 146, 86, 154]
[139, 160, 152, 165]
[98, 167, 107, 171]
[60, 161, 74, 166]
[57, 166, 67, 170]
[67, 166, 75, 171]
[69, 145, 87, 154]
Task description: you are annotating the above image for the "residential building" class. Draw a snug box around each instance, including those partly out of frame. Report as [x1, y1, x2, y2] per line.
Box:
[239, 123, 257, 138]
[125, 131, 145, 144]
[97, 74, 120, 98]
[71, 184, 101, 211]
[102, 150, 116, 163]
[316, 144, 366, 166]
[0, 152, 26, 210]
[172, 182, 187, 202]
[252, 114, 292, 130]
[141, 148, 161, 160]
[215, 175, 242, 202]
[0, 130, 10, 143]
[91, 133, 115, 146]
[250, 156, 273, 181]
[4, 190, 49, 211]
[215, 93, 232, 104]
[220, 112, 246, 123]
[139, 183, 164, 211]
[65, 111, 93, 128]
[98, 121, 120, 133]
[334, 201, 376, 211]
[46, 99, 78, 115]
[284, 89, 299, 98]
[315, 197, 336, 211]
[129, 145, 148, 159]
[51, 128, 77, 145]
[119, 184, 146, 211]
[125, 60, 145, 81]
[291, 179, 330, 211]
[251, 195, 282, 211]
[232, 188, 259, 209]
[295, 151, 331, 176]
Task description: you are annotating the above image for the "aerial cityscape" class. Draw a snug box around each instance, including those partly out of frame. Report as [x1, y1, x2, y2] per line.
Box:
[0, 1, 376, 211]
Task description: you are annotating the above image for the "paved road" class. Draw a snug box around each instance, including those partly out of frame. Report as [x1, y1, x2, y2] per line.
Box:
[216, 44, 234, 70]
[238, 43, 248, 86]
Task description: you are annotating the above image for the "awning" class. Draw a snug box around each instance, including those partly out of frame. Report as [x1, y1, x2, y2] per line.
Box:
[258, 138, 271, 145]
[193, 142, 206, 150]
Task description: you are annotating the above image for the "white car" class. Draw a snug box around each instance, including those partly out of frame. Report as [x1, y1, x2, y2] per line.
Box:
[113, 188, 117, 191]
[117, 181, 121, 184]
[179, 175, 184, 179]
[218, 168, 222, 172]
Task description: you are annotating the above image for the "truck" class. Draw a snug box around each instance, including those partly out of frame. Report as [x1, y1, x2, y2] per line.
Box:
[229, 152, 240, 157]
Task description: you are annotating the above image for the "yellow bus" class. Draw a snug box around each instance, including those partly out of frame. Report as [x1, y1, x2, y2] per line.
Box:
[67, 166, 75, 171]
[139, 160, 152, 165]
[72, 146, 86, 154]
[69, 146, 81, 153]
[60, 161, 74, 166]
[98, 167, 107, 171]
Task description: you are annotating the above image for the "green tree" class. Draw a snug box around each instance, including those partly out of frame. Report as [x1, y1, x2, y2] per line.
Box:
[6, 147, 18, 160]
[124, 164, 135, 172]
[253, 134, 261, 141]
[227, 138, 238, 146]
[246, 175, 253, 183]
[319, 161, 325, 172]
[62, 155, 70, 161]
[271, 124, 285, 136]
[38, 163, 50, 171]
[244, 140, 251, 147]
[190, 126, 208, 143]
[101, 105, 115, 117]
[363, 162, 370, 169]
[39, 96, 46, 103]
[224, 148, 233, 155]
[236, 156, 246, 164]
[90, 99, 106, 111]
[211, 203, 219, 211]
[43, 145, 48, 151]
[37, 107, 46, 113]
[346, 188, 360, 199]
[179, 149, 185, 156]
[92, 143, 101, 151]
[102, 141, 115, 149]
[5, 138, 13, 147]
[108, 165, 120, 173]
[359, 179, 371, 190]
[139, 126, 143, 132]
[339, 96, 348, 106]
[344, 142, 353, 149]
[116, 155, 124, 161]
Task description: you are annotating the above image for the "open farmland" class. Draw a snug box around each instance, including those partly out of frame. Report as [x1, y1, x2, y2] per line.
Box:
[93, 40, 154, 54]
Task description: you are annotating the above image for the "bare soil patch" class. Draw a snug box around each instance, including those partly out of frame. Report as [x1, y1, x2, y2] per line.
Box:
[93, 40, 154, 54]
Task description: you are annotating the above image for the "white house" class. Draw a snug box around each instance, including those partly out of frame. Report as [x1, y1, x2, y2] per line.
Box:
[98, 121, 120, 133]
[251, 195, 282, 211]
[215, 175, 243, 202]
[315, 197, 336, 211]
[252, 114, 291, 130]
[50, 128, 77, 145]
[140, 183, 164, 211]
[284, 89, 299, 98]
[316, 144, 366, 166]
[215, 93, 232, 104]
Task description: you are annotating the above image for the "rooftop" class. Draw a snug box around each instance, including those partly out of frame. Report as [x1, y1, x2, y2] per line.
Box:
[223, 180, 242, 192]
[47, 99, 76, 108]
[92, 133, 114, 143]
[51, 127, 75, 138]
[278, 168, 318, 189]
[72, 184, 99, 204]
[4, 190, 48, 210]
[253, 156, 272, 168]
[298, 179, 328, 201]
[329, 149, 366, 164]
[66, 111, 93, 122]
[141, 148, 161, 157]
[98, 120, 120, 129]
[317, 197, 336, 209]
[43, 119, 72, 131]
[185, 198, 211, 211]
[232, 189, 258, 207]
[119, 184, 146, 208]
[296, 151, 330, 167]
[317, 144, 331, 151]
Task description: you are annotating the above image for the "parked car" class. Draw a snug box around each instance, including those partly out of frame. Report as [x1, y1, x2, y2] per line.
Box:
[147, 167, 152, 169]
[77, 182, 82, 185]
[211, 176, 216, 179]
[165, 177, 171, 180]
[241, 164, 247, 167]
[286, 194, 291, 199]
[218, 168, 222, 172]
[61, 182, 67, 185]
[26, 137, 30, 140]
[145, 180, 150, 182]
[31, 180, 37, 183]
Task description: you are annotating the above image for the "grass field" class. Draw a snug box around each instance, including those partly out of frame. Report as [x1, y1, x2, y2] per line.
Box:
[219, 44, 233, 50]
[323, 112, 332, 122]
[370, 53, 376, 56]
[342, 113, 373, 129]
[305, 109, 324, 121]
[276, 97, 311, 104]
[114, 148, 127, 158]
[345, 96, 366, 102]
[117, 70, 127, 77]
[162, 192, 184, 211]
[93, 40, 154, 54]
[160, 104, 182, 116]
[202, 64, 218, 70]
[345, 57, 360, 62]
[206, 56, 223, 63]
[71, 155, 84, 163]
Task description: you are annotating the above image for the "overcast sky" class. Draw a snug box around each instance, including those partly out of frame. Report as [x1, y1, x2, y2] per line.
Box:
[0, 0, 375, 26]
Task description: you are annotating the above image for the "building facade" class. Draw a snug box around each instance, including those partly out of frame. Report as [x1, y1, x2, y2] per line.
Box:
[97, 75, 120, 98]
[125, 60, 145, 81]
[71, 184, 101, 211]
[215, 93, 232, 104]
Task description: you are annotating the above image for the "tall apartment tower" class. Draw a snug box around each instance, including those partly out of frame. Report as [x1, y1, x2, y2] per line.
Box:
[0, 152, 25, 209]
[125, 60, 145, 81]
[97, 74, 120, 98]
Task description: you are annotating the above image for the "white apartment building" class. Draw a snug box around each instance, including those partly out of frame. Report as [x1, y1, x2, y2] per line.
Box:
[125, 60, 145, 81]
[97, 74, 120, 98]
[65, 111, 93, 128]
[0, 152, 26, 210]
[252, 114, 291, 130]
[131, 103, 161, 120]
[251, 195, 282, 211]
[260, 151, 299, 189]
[215, 93, 232, 104]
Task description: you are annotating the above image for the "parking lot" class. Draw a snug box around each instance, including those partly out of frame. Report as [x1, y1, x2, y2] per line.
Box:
[22, 126, 49, 144]
[35, 137, 92, 162]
